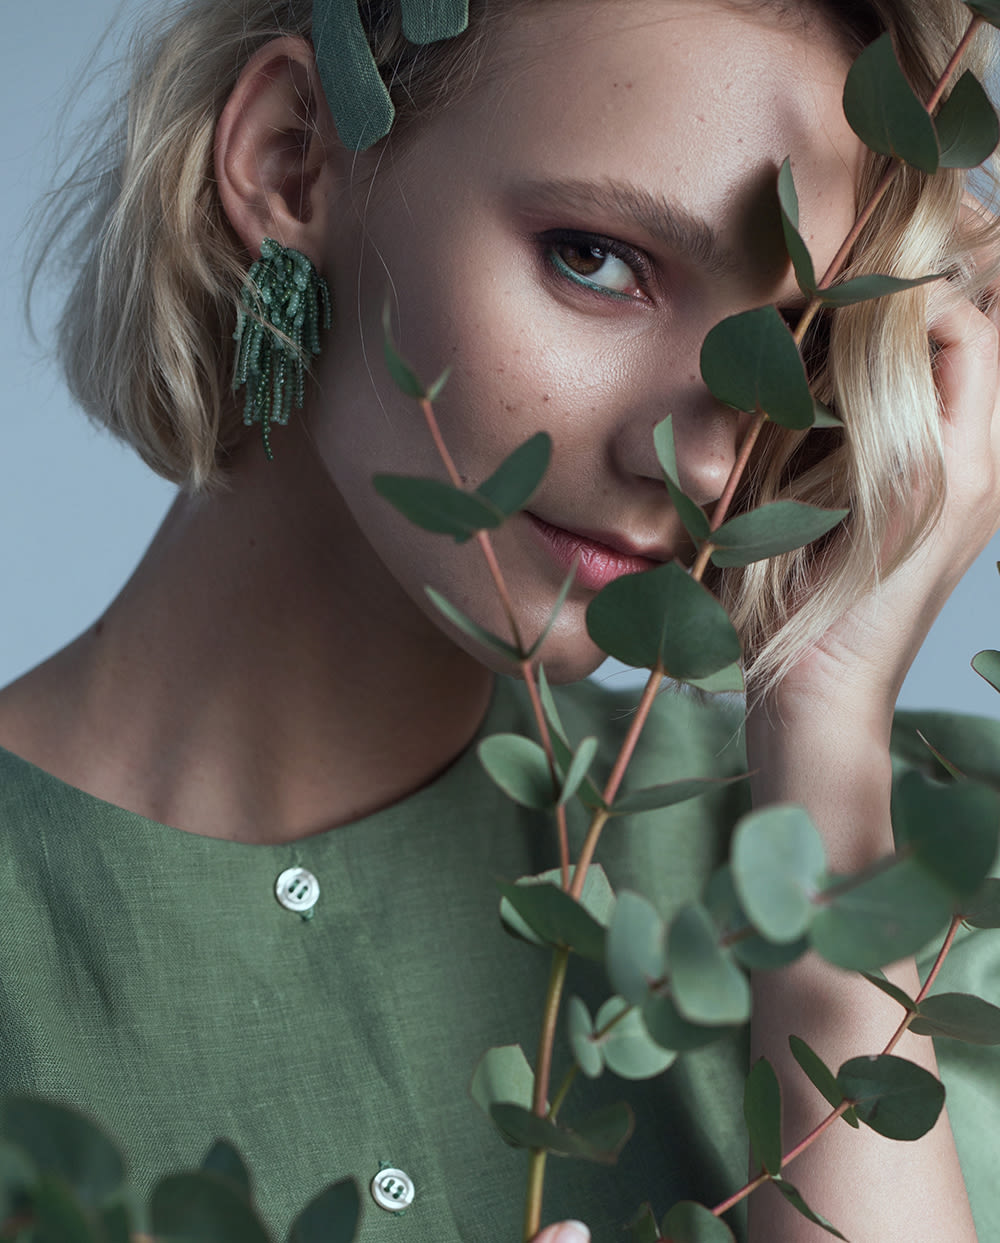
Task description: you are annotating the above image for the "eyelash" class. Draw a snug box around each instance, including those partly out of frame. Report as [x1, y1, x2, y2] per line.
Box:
[540, 229, 653, 303]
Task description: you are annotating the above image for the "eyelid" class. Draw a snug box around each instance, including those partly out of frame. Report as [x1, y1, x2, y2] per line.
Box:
[539, 228, 655, 302]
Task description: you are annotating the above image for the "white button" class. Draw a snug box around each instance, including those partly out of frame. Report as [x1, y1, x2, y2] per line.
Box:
[371, 1167, 415, 1213]
[275, 867, 320, 914]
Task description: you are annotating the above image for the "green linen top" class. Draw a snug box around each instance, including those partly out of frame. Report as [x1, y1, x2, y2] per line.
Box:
[0, 675, 998, 1242]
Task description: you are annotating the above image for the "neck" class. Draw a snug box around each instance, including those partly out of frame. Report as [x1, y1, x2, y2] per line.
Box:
[15, 423, 494, 844]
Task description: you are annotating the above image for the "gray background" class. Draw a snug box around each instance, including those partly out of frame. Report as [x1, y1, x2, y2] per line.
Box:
[4, 0, 1000, 717]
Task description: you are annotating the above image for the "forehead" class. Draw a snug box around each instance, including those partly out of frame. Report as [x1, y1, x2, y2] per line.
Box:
[391, 0, 863, 279]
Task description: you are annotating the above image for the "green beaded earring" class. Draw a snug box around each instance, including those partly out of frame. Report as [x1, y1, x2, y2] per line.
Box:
[232, 238, 333, 461]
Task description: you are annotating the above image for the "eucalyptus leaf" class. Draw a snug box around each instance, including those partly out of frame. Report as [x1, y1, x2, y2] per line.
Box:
[817, 271, 943, 308]
[892, 709, 1000, 789]
[967, 0, 1000, 26]
[705, 866, 810, 971]
[373, 474, 503, 543]
[528, 564, 579, 660]
[660, 1200, 736, 1242]
[426, 366, 452, 403]
[710, 502, 847, 568]
[668, 903, 751, 1025]
[629, 1203, 662, 1243]
[963, 877, 1000, 927]
[842, 32, 940, 172]
[770, 1178, 848, 1239]
[476, 433, 552, 516]
[788, 1036, 859, 1127]
[612, 773, 748, 817]
[894, 770, 1000, 899]
[935, 70, 1000, 167]
[288, 1179, 361, 1243]
[810, 858, 953, 970]
[479, 734, 555, 809]
[424, 588, 521, 661]
[586, 562, 742, 677]
[837, 1054, 945, 1140]
[201, 1140, 251, 1199]
[700, 306, 815, 429]
[910, 993, 1000, 1044]
[0, 1097, 124, 1209]
[469, 1045, 536, 1121]
[596, 997, 677, 1080]
[860, 969, 916, 1011]
[731, 805, 826, 943]
[653, 417, 711, 542]
[151, 1172, 271, 1243]
[744, 1057, 782, 1175]
[776, 159, 817, 294]
[607, 890, 667, 1005]
[811, 401, 843, 428]
[0, 1140, 38, 1219]
[100, 1199, 134, 1243]
[642, 993, 738, 1053]
[972, 648, 1000, 693]
[915, 729, 965, 780]
[488, 1102, 633, 1163]
[381, 300, 425, 399]
[682, 663, 746, 694]
[498, 879, 607, 961]
[31, 1176, 101, 1243]
[568, 997, 605, 1079]
[560, 737, 599, 806]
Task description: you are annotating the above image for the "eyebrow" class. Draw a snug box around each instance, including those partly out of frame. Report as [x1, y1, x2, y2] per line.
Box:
[510, 176, 741, 278]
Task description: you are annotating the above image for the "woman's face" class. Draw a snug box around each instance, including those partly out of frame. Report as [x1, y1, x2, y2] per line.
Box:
[310, 0, 864, 682]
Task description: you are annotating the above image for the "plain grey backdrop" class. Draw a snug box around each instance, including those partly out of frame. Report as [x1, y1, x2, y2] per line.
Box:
[5, 0, 1000, 718]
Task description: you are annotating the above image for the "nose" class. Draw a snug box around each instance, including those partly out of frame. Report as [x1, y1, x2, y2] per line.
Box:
[610, 330, 742, 509]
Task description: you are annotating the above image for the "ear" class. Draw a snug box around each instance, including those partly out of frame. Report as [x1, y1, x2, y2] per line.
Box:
[215, 36, 343, 265]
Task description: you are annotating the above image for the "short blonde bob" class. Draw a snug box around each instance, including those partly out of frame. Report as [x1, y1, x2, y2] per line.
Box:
[30, 0, 1000, 689]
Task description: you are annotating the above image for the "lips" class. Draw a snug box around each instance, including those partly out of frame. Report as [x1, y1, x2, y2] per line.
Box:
[527, 513, 669, 592]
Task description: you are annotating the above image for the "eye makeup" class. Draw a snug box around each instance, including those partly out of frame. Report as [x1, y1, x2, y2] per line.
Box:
[539, 228, 653, 303]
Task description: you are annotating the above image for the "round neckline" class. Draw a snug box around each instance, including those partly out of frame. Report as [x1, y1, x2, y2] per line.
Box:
[0, 675, 522, 851]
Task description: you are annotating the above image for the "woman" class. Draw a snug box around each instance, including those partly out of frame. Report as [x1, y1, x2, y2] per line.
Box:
[1, 0, 998, 1239]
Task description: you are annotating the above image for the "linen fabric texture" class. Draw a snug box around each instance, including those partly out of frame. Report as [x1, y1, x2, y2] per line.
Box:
[0, 676, 997, 1241]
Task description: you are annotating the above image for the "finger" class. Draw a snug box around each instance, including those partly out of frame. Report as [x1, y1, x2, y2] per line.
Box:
[531, 1221, 591, 1243]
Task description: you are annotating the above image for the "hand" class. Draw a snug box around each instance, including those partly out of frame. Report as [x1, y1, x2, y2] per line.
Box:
[532, 1223, 590, 1243]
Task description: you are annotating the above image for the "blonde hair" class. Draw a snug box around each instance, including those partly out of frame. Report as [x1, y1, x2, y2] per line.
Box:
[29, 0, 1000, 687]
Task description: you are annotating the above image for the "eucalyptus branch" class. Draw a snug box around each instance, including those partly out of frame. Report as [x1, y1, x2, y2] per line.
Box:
[709, 914, 966, 1221]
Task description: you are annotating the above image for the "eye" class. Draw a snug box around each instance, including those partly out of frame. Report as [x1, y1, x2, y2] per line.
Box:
[542, 230, 652, 302]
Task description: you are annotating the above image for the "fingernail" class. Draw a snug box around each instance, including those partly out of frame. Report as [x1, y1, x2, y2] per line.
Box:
[555, 1223, 591, 1243]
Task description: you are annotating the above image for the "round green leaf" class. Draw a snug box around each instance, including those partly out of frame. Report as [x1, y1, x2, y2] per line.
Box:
[710, 502, 847, 568]
[567, 997, 605, 1079]
[843, 33, 940, 173]
[498, 880, 607, 961]
[972, 648, 1000, 694]
[488, 1102, 633, 1163]
[373, 474, 503, 543]
[289, 1179, 361, 1243]
[731, 805, 826, 943]
[479, 734, 555, 809]
[810, 858, 953, 970]
[894, 771, 1000, 900]
[700, 306, 815, 429]
[837, 1054, 945, 1140]
[31, 1176, 102, 1243]
[425, 588, 521, 661]
[612, 774, 747, 818]
[470, 1044, 536, 1119]
[151, 1172, 271, 1243]
[0, 1140, 37, 1221]
[200, 1141, 250, 1198]
[770, 1178, 848, 1239]
[642, 993, 737, 1053]
[668, 903, 751, 1025]
[682, 663, 746, 694]
[654, 417, 712, 543]
[788, 1036, 859, 1127]
[910, 993, 1000, 1044]
[606, 891, 667, 1004]
[818, 271, 943, 308]
[860, 969, 916, 1012]
[629, 1204, 662, 1243]
[560, 737, 599, 806]
[661, 1200, 736, 1242]
[586, 562, 742, 677]
[935, 70, 1000, 168]
[776, 158, 817, 294]
[476, 433, 552, 516]
[704, 866, 809, 970]
[528, 563, 579, 660]
[0, 1097, 124, 1209]
[744, 1057, 783, 1175]
[596, 997, 676, 1081]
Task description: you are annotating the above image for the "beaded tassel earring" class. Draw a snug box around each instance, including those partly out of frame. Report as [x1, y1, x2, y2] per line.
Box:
[232, 238, 333, 461]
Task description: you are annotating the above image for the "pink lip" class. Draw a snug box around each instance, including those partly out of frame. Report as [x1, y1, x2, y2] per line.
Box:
[527, 513, 666, 591]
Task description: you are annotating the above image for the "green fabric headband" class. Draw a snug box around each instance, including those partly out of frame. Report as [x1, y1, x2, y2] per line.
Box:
[312, 0, 470, 150]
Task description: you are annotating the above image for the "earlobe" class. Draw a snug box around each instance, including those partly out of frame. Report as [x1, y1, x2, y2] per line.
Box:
[215, 36, 339, 265]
